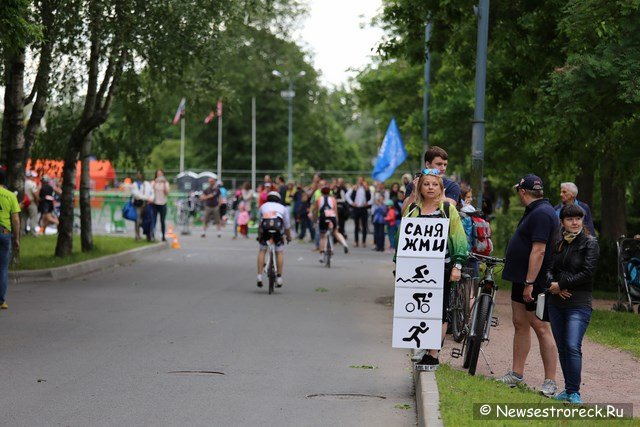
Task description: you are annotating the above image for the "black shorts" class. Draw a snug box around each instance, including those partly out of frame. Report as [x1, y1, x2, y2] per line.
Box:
[511, 282, 541, 311]
[319, 217, 337, 234]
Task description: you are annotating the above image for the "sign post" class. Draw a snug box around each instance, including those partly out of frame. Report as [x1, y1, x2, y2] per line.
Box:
[392, 217, 450, 350]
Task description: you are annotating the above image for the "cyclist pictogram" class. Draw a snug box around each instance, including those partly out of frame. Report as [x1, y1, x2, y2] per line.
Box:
[405, 292, 433, 313]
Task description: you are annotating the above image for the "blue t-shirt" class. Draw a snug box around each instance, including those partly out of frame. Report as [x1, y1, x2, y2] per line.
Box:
[503, 199, 560, 286]
[405, 177, 461, 204]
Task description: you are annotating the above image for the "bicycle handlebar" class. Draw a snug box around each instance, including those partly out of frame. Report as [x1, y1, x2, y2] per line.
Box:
[469, 253, 505, 265]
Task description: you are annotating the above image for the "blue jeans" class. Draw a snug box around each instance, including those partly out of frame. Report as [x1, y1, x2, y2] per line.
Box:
[0, 234, 12, 304]
[548, 304, 592, 395]
[387, 224, 398, 249]
[373, 223, 385, 251]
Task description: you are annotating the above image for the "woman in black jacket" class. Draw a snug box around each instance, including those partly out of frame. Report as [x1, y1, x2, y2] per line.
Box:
[547, 204, 599, 404]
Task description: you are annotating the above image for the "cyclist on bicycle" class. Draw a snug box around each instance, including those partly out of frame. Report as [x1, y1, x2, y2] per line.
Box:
[257, 191, 292, 288]
[312, 185, 349, 262]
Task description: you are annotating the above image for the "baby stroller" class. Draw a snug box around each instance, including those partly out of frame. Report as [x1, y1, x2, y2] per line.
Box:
[612, 236, 640, 313]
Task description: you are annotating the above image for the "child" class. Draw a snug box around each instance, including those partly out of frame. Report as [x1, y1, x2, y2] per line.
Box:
[384, 199, 398, 250]
[372, 195, 386, 252]
[236, 202, 250, 238]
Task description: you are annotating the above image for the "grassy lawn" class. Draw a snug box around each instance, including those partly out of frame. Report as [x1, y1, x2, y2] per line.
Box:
[586, 310, 640, 359]
[12, 235, 152, 270]
[435, 364, 635, 426]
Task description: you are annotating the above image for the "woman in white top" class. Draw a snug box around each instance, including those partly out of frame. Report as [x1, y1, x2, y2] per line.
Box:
[131, 171, 154, 241]
[152, 169, 170, 241]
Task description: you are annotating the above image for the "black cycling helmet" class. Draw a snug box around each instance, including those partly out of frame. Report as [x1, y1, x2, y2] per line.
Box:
[320, 185, 331, 195]
[267, 191, 281, 202]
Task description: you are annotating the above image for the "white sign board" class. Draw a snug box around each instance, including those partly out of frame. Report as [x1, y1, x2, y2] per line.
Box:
[392, 217, 449, 350]
[396, 218, 450, 259]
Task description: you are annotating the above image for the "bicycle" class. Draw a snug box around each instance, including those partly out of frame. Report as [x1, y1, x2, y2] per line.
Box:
[323, 224, 334, 268]
[449, 268, 474, 343]
[263, 233, 279, 295]
[451, 253, 505, 376]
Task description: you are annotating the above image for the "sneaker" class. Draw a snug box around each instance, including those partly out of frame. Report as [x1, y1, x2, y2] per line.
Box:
[497, 371, 523, 387]
[0, 302, 8, 309]
[256, 281, 263, 288]
[217, 233, 221, 238]
[344, 246, 349, 254]
[276, 277, 283, 288]
[201, 234, 206, 238]
[540, 379, 558, 397]
[411, 349, 427, 362]
[567, 392, 582, 404]
[416, 354, 439, 371]
[554, 390, 569, 401]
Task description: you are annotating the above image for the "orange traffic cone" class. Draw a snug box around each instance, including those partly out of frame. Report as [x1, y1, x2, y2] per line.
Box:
[171, 235, 181, 249]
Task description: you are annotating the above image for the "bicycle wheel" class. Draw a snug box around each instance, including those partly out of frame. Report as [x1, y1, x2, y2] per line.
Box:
[268, 248, 276, 294]
[466, 294, 492, 376]
[325, 236, 332, 268]
[451, 282, 467, 343]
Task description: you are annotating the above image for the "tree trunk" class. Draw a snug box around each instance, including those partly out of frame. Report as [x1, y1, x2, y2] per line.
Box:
[80, 133, 93, 252]
[600, 152, 626, 241]
[55, 145, 79, 257]
[575, 155, 595, 208]
[2, 50, 27, 198]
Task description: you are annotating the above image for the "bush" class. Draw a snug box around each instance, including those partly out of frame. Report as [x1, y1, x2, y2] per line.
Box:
[490, 208, 523, 257]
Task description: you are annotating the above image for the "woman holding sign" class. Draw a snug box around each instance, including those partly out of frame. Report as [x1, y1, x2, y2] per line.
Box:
[401, 169, 468, 369]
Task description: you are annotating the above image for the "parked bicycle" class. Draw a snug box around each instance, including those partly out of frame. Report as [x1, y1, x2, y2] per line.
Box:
[449, 267, 476, 343]
[451, 253, 505, 376]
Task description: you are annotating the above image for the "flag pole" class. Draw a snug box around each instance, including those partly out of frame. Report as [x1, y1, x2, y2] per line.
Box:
[251, 96, 256, 191]
[180, 116, 185, 173]
[217, 103, 222, 181]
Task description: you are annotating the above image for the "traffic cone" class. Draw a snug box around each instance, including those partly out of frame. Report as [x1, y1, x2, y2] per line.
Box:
[166, 225, 176, 240]
[171, 235, 181, 249]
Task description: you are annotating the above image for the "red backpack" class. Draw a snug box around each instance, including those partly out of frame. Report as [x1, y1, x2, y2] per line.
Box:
[471, 215, 493, 255]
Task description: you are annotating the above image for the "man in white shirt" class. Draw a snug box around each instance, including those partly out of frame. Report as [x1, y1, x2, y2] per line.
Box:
[257, 191, 292, 288]
[346, 176, 372, 247]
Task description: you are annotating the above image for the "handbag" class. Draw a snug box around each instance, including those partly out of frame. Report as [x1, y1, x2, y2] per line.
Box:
[122, 200, 137, 221]
[535, 291, 550, 322]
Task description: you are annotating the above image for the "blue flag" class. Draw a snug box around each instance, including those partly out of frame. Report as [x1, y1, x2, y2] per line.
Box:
[371, 118, 407, 182]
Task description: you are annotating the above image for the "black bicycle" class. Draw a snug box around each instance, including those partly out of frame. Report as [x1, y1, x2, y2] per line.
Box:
[263, 234, 278, 295]
[449, 268, 475, 343]
[451, 253, 505, 375]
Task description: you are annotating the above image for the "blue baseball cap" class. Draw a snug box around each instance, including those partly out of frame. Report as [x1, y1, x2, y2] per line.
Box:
[514, 174, 543, 191]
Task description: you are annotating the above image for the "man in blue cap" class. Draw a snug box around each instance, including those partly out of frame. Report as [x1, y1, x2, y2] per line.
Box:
[499, 174, 560, 397]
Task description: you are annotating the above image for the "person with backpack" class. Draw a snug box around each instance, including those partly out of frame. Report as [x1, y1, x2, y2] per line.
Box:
[312, 185, 349, 262]
[398, 169, 468, 369]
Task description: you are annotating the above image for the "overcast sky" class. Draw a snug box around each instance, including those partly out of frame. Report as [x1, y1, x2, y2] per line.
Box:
[295, 0, 384, 87]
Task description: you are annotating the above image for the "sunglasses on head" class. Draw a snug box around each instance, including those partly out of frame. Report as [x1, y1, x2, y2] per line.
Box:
[421, 168, 440, 176]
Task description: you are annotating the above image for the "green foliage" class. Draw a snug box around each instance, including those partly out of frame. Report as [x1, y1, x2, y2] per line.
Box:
[0, 0, 43, 57]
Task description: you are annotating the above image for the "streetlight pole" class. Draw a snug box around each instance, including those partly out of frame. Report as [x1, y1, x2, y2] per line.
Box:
[287, 79, 293, 182]
[470, 0, 490, 211]
[273, 70, 305, 182]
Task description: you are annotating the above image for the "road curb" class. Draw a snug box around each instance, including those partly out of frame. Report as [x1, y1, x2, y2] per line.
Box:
[414, 369, 444, 427]
[9, 241, 169, 283]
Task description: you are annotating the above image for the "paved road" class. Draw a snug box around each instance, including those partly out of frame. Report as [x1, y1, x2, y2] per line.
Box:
[1, 231, 415, 426]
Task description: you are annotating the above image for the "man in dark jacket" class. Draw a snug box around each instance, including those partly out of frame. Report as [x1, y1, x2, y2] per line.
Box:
[499, 174, 560, 397]
[554, 182, 596, 236]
